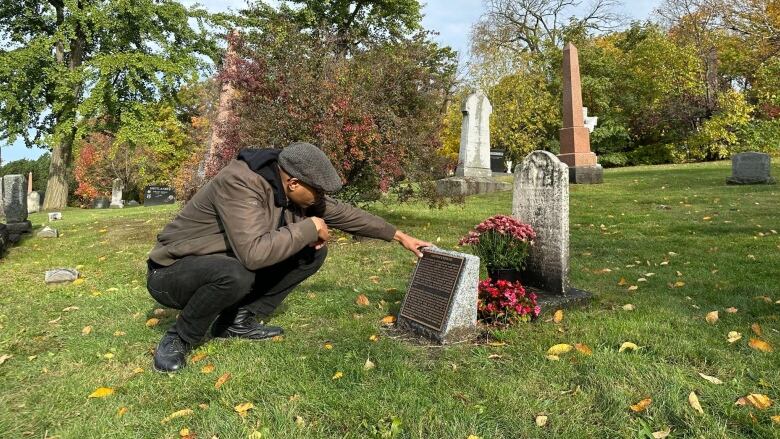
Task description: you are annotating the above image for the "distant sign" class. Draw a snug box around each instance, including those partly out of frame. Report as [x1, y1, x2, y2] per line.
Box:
[144, 186, 175, 206]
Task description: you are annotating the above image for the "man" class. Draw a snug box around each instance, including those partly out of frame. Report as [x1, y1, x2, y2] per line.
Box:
[147, 142, 431, 372]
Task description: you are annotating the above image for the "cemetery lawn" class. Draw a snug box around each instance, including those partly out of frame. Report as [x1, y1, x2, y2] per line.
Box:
[1, 160, 779, 439]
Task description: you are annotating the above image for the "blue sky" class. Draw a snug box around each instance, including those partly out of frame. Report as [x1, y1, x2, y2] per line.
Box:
[2, 0, 660, 163]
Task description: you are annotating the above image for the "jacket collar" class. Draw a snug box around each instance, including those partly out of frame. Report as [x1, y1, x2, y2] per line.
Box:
[237, 148, 288, 208]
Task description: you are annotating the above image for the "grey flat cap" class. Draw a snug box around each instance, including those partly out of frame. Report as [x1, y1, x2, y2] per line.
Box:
[278, 142, 343, 193]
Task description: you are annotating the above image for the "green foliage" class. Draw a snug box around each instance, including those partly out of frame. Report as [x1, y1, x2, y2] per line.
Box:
[626, 143, 677, 166]
[735, 119, 780, 155]
[0, 153, 51, 191]
[686, 90, 754, 161]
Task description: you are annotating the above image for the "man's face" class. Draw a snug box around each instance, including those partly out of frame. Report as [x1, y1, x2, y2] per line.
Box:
[284, 176, 323, 208]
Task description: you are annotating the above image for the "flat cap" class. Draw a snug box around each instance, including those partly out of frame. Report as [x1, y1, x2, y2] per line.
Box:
[278, 142, 342, 193]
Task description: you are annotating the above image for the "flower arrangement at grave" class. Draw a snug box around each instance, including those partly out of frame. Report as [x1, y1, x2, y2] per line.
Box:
[478, 278, 540, 324]
[458, 214, 536, 275]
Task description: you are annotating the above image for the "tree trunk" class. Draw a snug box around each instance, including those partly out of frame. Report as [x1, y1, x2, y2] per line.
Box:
[42, 131, 74, 210]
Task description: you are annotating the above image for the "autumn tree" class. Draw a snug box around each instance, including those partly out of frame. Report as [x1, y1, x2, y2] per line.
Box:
[0, 0, 221, 209]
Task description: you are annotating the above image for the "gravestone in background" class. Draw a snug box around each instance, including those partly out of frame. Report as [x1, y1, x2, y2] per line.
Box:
[144, 185, 176, 206]
[397, 247, 479, 344]
[27, 191, 41, 214]
[512, 151, 591, 309]
[110, 178, 124, 208]
[2, 174, 32, 243]
[727, 152, 776, 185]
[92, 197, 110, 209]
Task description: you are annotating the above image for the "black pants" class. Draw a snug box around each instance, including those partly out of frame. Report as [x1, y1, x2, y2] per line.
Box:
[146, 246, 327, 344]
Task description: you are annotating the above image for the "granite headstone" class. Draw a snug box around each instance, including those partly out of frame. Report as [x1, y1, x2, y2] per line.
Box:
[2, 174, 28, 223]
[27, 191, 41, 214]
[727, 152, 775, 185]
[396, 247, 479, 344]
[144, 185, 176, 206]
[110, 178, 124, 208]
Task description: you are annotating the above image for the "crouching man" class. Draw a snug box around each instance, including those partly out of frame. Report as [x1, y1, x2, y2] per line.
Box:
[146, 142, 430, 372]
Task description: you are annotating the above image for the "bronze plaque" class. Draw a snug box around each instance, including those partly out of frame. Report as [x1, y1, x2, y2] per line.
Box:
[399, 250, 465, 331]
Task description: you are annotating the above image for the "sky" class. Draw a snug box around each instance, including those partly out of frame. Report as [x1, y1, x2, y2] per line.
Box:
[2, 0, 661, 163]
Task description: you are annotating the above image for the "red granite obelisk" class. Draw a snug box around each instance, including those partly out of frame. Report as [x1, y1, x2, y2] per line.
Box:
[558, 43, 603, 184]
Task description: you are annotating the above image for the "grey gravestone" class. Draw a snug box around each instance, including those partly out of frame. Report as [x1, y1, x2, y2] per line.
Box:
[110, 178, 124, 208]
[144, 185, 176, 206]
[2, 174, 28, 223]
[37, 226, 59, 238]
[397, 247, 479, 344]
[48, 212, 62, 221]
[127, 200, 139, 206]
[456, 91, 492, 178]
[44, 268, 79, 284]
[727, 152, 775, 185]
[27, 191, 41, 214]
[92, 197, 110, 209]
[512, 151, 590, 309]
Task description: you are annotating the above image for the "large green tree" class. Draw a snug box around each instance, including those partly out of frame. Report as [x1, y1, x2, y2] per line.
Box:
[0, 0, 221, 209]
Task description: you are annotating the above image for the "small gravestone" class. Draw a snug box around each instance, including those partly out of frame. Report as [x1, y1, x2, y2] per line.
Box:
[144, 185, 176, 206]
[512, 151, 591, 309]
[110, 178, 124, 208]
[396, 247, 479, 344]
[92, 197, 110, 209]
[44, 268, 79, 284]
[27, 191, 41, 214]
[127, 200, 139, 207]
[48, 212, 62, 221]
[727, 152, 775, 185]
[37, 226, 59, 238]
[2, 174, 32, 242]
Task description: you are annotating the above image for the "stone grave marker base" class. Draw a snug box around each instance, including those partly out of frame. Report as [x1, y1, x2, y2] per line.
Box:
[529, 286, 592, 314]
[435, 177, 512, 197]
[569, 165, 604, 184]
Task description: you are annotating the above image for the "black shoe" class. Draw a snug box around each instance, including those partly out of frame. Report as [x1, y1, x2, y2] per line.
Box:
[212, 308, 283, 340]
[153, 331, 192, 372]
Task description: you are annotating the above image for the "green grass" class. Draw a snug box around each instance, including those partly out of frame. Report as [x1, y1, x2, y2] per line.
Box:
[1, 160, 779, 438]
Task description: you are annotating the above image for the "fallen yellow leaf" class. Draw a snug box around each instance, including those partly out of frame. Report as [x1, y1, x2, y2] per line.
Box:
[214, 372, 231, 389]
[545, 355, 560, 361]
[619, 342, 639, 353]
[323, 342, 333, 350]
[689, 391, 704, 414]
[771, 415, 780, 424]
[117, 406, 128, 417]
[705, 311, 719, 324]
[727, 331, 742, 343]
[368, 334, 379, 342]
[617, 277, 627, 286]
[380, 315, 396, 325]
[652, 428, 671, 438]
[81, 325, 93, 336]
[698, 372, 723, 384]
[200, 363, 215, 374]
[737, 394, 774, 410]
[190, 353, 207, 363]
[673, 281, 685, 288]
[547, 344, 574, 356]
[179, 428, 190, 437]
[363, 358, 375, 370]
[627, 285, 638, 291]
[234, 402, 255, 414]
[72, 278, 85, 286]
[132, 367, 144, 374]
[535, 415, 548, 427]
[751, 323, 762, 336]
[553, 309, 563, 323]
[272, 335, 284, 342]
[725, 307, 738, 313]
[145, 318, 160, 328]
[113, 331, 126, 337]
[630, 397, 652, 413]
[161, 408, 194, 424]
[749, 338, 773, 352]
[488, 341, 507, 347]
[88, 387, 114, 398]
[574, 343, 592, 356]
[332, 371, 343, 380]
[622, 304, 636, 311]
[355, 294, 370, 306]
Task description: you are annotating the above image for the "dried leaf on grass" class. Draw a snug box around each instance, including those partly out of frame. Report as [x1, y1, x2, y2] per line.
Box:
[749, 338, 773, 352]
[630, 397, 652, 413]
[363, 358, 375, 371]
[88, 387, 114, 398]
[553, 309, 563, 324]
[652, 428, 671, 438]
[200, 364, 215, 374]
[190, 353, 207, 363]
[214, 372, 231, 389]
[698, 373, 723, 384]
[547, 344, 573, 356]
[705, 311, 719, 324]
[735, 394, 773, 410]
[145, 318, 160, 328]
[380, 315, 396, 325]
[622, 304, 636, 311]
[727, 331, 742, 343]
[535, 415, 548, 427]
[355, 294, 370, 306]
[81, 325, 93, 335]
[161, 409, 194, 424]
[574, 343, 592, 355]
[751, 323, 762, 336]
[332, 371, 344, 380]
[234, 402, 255, 416]
[619, 342, 639, 353]
[688, 392, 704, 414]
[725, 307, 738, 313]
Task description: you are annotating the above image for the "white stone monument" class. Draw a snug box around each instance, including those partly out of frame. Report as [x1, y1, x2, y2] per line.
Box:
[455, 91, 492, 178]
[110, 178, 124, 208]
[582, 107, 598, 133]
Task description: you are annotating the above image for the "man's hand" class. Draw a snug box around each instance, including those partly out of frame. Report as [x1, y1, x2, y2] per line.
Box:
[310, 217, 329, 250]
[394, 230, 433, 258]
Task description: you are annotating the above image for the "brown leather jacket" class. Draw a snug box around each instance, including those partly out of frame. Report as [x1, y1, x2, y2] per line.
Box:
[148, 158, 396, 270]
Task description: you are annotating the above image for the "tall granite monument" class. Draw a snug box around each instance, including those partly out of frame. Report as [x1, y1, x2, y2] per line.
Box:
[512, 151, 591, 308]
[559, 43, 603, 184]
[436, 91, 511, 196]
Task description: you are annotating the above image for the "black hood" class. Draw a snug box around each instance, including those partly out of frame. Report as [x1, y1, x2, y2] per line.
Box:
[237, 148, 287, 207]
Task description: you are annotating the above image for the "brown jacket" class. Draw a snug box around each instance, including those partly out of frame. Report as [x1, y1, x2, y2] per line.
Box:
[148, 158, 396, 270]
